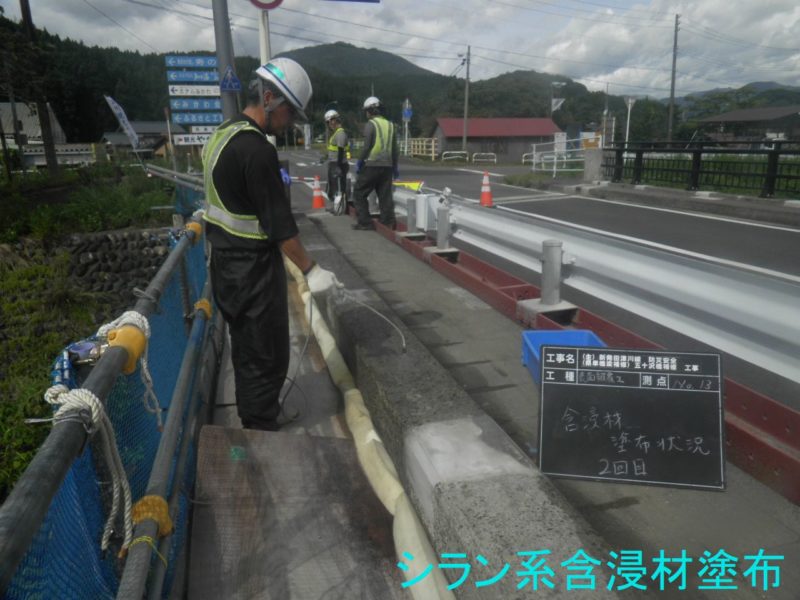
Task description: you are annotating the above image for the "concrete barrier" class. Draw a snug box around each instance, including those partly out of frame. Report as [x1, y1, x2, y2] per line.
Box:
[299, 215, 618, 598]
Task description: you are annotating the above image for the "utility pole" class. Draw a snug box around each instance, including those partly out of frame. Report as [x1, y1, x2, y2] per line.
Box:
[212, 0, 239, 120]
[19, 0, 58, 175]
[667, 13, 680, 143]
[625, 97, 636, 147]
[461, 45, 470, 153]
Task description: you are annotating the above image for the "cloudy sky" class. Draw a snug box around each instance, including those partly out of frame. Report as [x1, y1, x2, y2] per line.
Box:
[2, 0, 799, 97]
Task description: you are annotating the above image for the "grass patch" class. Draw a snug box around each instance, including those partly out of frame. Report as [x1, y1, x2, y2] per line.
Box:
[0, 165, 173, 501]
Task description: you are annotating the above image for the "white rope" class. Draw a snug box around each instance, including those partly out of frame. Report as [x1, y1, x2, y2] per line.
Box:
[97, 310, 162, 429]
[44, 384, 134, 551]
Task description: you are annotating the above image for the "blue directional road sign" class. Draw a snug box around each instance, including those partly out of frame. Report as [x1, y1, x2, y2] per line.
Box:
[171, 112, 224, 125]
[165, 55, 217, 68]
[220, 65, 242, 92]
[170, 98, 222, 111]
[167, 70, 219, 83]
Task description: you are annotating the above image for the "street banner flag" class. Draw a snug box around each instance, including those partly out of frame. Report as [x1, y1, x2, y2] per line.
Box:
[104, 95, 139, 148]
[551, 98, 565, 113]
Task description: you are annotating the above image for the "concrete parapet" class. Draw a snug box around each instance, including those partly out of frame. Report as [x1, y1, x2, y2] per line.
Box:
[299, 214, 618, 597]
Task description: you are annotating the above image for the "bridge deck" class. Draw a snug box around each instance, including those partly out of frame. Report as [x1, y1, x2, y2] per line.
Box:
[188, 282, 404, 599]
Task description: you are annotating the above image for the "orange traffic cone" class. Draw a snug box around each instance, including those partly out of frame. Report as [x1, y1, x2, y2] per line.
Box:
[311, 175, 325, 209]
[480, 171, 493, 207]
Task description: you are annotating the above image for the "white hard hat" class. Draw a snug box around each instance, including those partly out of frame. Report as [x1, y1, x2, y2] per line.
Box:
[324, 109, 340, 122]
[255, 57, 312, 122]
[363, 96, 381, 110]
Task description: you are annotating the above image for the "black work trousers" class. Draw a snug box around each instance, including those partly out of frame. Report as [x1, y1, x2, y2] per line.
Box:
[326, 161, 349, 199]
[353, 165, 395, 227]
[210, 246, 289, 430]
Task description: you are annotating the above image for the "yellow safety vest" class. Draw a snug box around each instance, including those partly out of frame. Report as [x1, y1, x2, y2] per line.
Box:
[201, 120, 269, 240]
[326, 127, 351, 160]
[367, 116, 394, 163]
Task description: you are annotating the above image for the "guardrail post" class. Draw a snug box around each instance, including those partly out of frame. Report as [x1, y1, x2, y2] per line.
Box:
[632, 150, 644, 184]
[436, 206, 450, 249]
[688, 145, 702, 190]
[613, 147, 624, 182]
[761, 144, 780, 197]
[407, 198, 418, 234]
[541, 240, 564, 305]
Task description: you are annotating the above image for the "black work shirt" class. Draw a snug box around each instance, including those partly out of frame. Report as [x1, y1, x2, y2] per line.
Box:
[205, 114, 298, 251]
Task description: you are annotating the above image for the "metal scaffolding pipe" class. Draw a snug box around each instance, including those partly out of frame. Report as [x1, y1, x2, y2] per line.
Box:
[117, 283, 212, 600]
[0, 221, 203, 595]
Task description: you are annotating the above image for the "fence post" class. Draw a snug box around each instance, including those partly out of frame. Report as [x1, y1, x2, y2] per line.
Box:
[688, 145, 702, 190]
[407, 197, 418, 234]
[761, 143, 780, 197]
[632, 149, 644, 184]
[541, 240, 564, 305]
[613, 147, 624, 182]
[436, 206, 450, 249]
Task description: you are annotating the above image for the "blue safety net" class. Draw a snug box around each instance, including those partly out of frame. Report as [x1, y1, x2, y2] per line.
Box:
[5, 233, 208, 600]
[174, 187, 204, 219]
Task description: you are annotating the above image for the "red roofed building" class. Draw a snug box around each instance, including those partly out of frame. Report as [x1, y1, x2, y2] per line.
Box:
[433, 117, 562, 161]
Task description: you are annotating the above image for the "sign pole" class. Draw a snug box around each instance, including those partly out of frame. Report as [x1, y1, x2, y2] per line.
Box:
[212, 0, 239, 120]
[258, 10, 271, 63]
[164, 107, 178, 171]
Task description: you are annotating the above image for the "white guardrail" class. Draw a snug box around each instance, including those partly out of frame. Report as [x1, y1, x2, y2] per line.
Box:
[392, 188, 800, 384]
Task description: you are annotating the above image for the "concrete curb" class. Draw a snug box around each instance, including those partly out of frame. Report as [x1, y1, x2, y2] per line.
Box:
[298, 214, 619, 598]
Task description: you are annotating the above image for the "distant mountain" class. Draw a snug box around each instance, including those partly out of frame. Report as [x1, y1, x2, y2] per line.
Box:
[3, 13, 799, 145]
[741, 81, 800, 93]
[674, 81, 800, 122]
[278, 42, 438, 79]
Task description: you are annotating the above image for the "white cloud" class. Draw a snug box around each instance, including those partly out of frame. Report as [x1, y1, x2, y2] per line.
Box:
[0, 0, 798, 95]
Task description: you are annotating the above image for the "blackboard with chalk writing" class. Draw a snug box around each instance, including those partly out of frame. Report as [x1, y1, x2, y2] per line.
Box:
[538, 346, 725, 490]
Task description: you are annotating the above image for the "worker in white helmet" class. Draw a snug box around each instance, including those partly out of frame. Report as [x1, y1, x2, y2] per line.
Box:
[352, 96, 399, 230]
[202, 57, 342, 431]
[324, 108, 350, 214]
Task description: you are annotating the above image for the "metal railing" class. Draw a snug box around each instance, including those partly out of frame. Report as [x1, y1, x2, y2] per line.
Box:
[472, 152, 497, 164]
[20, 143, 102, 168]
[441, 150, 469, 162]
[392, 189, 800, 385]
[529, 137, 587, 177]
[603, 140, 800, 197]
[0, 217, 217, 598]
[408, 138, 438, 161]
[145, 163, 204, 192]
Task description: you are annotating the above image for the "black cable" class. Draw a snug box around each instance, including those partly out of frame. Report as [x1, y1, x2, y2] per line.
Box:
[276, 299, 312, 422]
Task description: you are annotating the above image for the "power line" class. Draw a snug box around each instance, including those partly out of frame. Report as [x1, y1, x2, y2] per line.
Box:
[682, 22, 800, 52]
[491, 0, 672, 28]
[562, 0, 671, 17]
[82, 0, 159, 52]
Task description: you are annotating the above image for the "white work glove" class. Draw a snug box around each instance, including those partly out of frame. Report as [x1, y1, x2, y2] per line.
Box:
[306, 264, 344, 294]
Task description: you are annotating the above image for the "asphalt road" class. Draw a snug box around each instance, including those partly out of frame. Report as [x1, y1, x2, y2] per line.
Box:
[284, 150, 800, 405]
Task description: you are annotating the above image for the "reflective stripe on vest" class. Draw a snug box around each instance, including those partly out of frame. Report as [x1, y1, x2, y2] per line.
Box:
[201, 120, 269, 240]
[367, 117, 393, 163]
